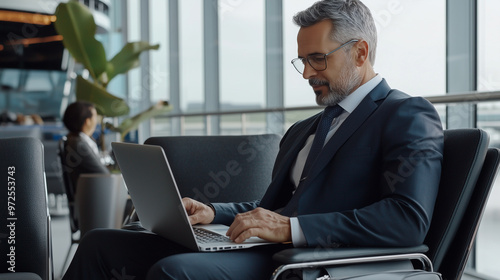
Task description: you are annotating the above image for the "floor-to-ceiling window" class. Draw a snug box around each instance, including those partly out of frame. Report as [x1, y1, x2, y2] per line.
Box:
[476, 0, 500, 277]
[126, 0, 142, 116]
[149, 0, 169, 103]
[177, 0, 205, 135]
[219, 0, 266, 134]
[364, 0, 446, 97]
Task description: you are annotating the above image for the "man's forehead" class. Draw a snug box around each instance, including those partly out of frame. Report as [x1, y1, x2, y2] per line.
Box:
[297, 20, 336, 55]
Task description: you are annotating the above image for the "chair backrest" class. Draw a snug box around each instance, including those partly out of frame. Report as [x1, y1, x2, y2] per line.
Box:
[75, 174, 128, 237]
[424, 129, 489, 273]
[58, 137, 79, 234]
[144, 134, 281, 203]
[439, 147, 500, 280]
[0, 137, 52, 280]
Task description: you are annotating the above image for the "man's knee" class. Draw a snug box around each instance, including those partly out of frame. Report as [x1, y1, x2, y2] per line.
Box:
[77, 229, 124, 256]
[146, 256, 189, 280]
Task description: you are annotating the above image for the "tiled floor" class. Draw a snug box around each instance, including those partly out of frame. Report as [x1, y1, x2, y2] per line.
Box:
[51, 214, 74, 280]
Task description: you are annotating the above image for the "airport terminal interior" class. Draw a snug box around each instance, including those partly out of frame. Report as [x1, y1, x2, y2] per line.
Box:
[0, 0, 499, 279]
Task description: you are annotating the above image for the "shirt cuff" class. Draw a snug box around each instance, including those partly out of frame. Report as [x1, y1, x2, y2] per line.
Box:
[290, 217, 307, 247]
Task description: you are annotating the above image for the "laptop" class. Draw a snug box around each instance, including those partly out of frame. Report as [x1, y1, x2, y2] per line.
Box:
[111, 141, 276, 252]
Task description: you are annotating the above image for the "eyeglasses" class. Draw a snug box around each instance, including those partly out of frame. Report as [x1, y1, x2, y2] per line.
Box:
[291, 39, 359, 74]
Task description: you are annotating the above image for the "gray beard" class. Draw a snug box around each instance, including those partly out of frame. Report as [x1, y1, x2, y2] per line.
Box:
[318, 57, 363, 106]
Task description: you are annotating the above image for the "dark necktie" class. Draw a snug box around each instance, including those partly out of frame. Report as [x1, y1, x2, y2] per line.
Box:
[280, 105, 343, 216]
[301, 105, 343, 180]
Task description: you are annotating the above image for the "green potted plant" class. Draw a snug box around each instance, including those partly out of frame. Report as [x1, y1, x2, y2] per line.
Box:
[54, 1, 171, 145]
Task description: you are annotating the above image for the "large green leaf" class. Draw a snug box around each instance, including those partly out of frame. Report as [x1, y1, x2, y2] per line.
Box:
[106, 101, 172, 140]
[105, 41, 160, 83]
[54, 1, 107, 80]
[76, 75, 130, 117]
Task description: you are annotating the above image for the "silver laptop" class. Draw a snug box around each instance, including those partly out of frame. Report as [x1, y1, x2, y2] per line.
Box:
[112, 141, 275, 252]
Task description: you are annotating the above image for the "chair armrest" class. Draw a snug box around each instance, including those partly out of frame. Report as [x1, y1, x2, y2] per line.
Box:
[273, 245, 429, 264]
[271, 245, 431, 280]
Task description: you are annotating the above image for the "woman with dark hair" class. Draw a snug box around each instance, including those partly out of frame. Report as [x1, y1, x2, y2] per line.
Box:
[62, 101, 109, 189]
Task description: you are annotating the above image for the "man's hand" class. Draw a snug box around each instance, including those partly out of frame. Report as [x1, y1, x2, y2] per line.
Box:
[182, 197, 215, 225]
[226, 207, 291, 243]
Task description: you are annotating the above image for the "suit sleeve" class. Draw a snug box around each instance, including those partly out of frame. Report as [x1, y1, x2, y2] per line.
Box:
[298, 97, 444, 247]
[211, 201, 260, 225]
[208, 126, 300, 225]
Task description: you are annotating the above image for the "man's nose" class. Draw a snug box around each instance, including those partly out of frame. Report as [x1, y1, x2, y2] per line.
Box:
[302, 63, 317, 79]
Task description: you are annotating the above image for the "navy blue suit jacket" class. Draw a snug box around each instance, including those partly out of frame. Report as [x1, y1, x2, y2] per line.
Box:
[213, 79, 444, 248]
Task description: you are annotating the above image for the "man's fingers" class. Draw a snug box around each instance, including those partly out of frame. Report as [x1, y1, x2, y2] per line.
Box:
[227, 212, 255, 237]
[227, 211, 264, 241]
[188, 214, 200, 225]
[233, 228, 260, 243]
[227, 207, 292, 243]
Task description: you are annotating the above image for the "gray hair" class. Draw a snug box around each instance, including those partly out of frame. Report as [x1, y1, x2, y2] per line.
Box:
[293, 0, 378, 66]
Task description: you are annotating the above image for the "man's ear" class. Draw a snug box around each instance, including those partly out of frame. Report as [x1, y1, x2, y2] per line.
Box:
[354, 40, 369, 67]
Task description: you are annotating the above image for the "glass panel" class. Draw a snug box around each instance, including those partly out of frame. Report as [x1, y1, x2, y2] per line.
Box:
[283, 0, 318, 108]
[476, 1, 500, 276]
[478, 0, 500, 91]
[219, 113, 267, 135]
[363, 0, 446, 97]
[150, 117, 172, 137]
[220, 114, 244, 135]
[183, 115, 205, 135]
[149, 0, 169, 102]
[476, 102, 500, 277]
[219, 0, 265, 110]
[179, 0, 204, 112]
[104, 0, 126, 99]
[0, 69, 65, 118]
[127, 0, 142, 112]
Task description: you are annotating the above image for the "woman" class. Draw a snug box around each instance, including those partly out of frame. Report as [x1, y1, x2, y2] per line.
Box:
[62, 101, 109, 189]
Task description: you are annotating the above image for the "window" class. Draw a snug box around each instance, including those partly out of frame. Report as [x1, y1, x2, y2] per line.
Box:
[219, 0, 265, 110]
[149, 0, 169, 102]
[126, 0, 142, 108]
[363, 0, 446, 97]
[283, 0, 318, 107]
[475, 0, 500, 277]
[179, 0, 204, 112]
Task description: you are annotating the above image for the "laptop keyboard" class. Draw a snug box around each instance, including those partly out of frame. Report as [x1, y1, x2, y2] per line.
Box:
[194, 227, 232, 244]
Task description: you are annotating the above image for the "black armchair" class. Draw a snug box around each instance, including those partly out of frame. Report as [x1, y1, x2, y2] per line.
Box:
[57, 137, 79, 275]
[0, 137, 53, 280]
[142, 130, 499, 280]
[144, 134, 281, 204]
[271, 128, 500, 280]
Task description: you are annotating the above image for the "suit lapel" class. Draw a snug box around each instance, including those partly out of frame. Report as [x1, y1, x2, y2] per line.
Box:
[261, 79, 392, 210]
[259, 114, 320, 209]
[304, 79, 392, 183]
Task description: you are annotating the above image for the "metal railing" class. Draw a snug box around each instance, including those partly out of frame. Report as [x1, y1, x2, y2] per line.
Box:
[151, 90, 500, 136]
[157, 90, 500, 119]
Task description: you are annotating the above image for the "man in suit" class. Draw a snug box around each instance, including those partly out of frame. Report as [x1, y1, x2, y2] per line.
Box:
[62, 0, 443, 279]
[62, 101, 109, 190]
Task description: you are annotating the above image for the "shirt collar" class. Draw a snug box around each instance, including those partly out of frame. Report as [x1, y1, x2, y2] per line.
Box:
[338, 74, 382, 114]
[79, 132, 99, 156]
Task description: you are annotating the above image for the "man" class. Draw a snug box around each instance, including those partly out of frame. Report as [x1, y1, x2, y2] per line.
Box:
[62, 0, 443, 279]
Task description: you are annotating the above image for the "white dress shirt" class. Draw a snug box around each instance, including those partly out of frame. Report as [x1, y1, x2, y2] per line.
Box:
[79, 132, 100, 156]
[289, 74, 383, 247]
